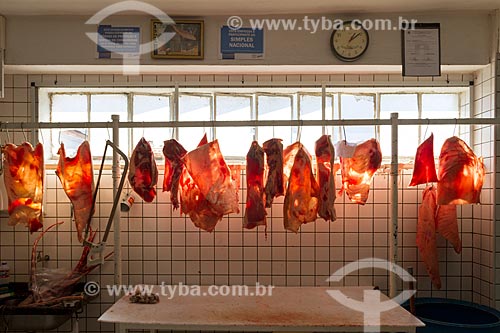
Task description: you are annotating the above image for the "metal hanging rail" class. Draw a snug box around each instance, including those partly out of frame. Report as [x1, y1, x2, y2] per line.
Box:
[2, 114, 498, 300]
[1, 117, 500, 130]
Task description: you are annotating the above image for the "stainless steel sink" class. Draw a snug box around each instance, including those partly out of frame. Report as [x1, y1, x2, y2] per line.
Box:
[0, 304, 74, 332]
[0, 282, 86, 332]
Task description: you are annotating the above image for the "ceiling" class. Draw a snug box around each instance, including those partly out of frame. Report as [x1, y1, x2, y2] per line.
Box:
[0, 0, 498, 16]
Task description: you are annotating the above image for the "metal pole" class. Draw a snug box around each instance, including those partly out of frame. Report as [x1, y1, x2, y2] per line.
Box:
[173, 83, 179, 139]
[321, 84, 326, 136]
[30, 84, 37, 144]
[389, 112, 399, 298]
[111, 114, 122, 286]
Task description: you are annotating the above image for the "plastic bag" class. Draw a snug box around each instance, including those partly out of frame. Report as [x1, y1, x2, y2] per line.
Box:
[32, 267, 73, 302]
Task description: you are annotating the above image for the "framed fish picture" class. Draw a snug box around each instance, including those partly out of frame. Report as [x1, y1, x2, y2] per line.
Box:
[151, 19, 204, 59]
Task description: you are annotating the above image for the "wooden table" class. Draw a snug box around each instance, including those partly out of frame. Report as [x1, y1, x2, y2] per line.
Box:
[99, 286, 424, 333]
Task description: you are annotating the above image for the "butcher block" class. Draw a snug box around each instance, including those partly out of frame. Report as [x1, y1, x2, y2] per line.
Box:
[99, 286, 423, 333]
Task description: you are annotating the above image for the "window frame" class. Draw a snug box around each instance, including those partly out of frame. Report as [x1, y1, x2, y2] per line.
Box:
[41, 87, 468, 163]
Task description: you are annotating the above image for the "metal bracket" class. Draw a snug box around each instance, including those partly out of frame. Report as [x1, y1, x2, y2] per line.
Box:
[82, 140, 129, 266]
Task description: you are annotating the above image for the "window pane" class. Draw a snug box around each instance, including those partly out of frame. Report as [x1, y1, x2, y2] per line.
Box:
[215, 95, 253, 158]
[422, 94, 459, 155]
[51, 94, 88, 157]
[178, 94, 212, 151]
[340, 94, 375, 145]
[380, 94, 418, 158]
[299, 94, 333, 154]
[133, 95, 171, 158]
[257, 95, 295, 146]
[90, 94, 128, 158]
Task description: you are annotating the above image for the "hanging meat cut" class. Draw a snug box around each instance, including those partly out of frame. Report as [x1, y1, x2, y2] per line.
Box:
[315, 135, 336, 222]
[179, 167, 222, 232]
[163, 139, 187, 209]
[283, 142, 302, 185]
[437, 136, 485, 205]
[262, 138, 284, 208]
[129, 138, 158, 203]
[339, 139, 382, 205]
[284, 146, 319, 233]
[436, 204, 461, 254]
[183, 139, 239, 215]
[3, 142, 44, 232]
[56, 141, 94, 242]
[244, 141, 267, 229]
[179, 135, 224, 232]
[417, 186, 441, 289]
[409, 133, 438, 186]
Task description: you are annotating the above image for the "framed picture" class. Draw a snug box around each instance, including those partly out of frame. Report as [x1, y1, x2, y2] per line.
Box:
[151, 19, 204, 59]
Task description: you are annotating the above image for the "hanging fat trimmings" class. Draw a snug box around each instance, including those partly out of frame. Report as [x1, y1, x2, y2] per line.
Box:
[409, 133, 438, 186]
[163, 139, 187, 210]
[284, 145, 319, 233]
[417, 185, 461, 290]
[129, 138, 158, 203]
[339, 139, 382, 205]
[417, 186, 441, 289]
[315, 135, 336, 222]
[56, 141, 94, 242]
[3, 142, 44, 233]
[244, 141, 267, 229]
[437, 136, 485, 205]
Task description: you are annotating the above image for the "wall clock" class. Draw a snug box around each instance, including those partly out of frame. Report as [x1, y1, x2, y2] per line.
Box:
[330, 21, 369, 62]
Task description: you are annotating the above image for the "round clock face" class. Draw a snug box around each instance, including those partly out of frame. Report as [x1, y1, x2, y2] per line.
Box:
[330, 22, 369, 61]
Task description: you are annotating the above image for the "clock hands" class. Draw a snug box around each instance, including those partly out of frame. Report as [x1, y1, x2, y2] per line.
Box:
[348, 32, 361, 43]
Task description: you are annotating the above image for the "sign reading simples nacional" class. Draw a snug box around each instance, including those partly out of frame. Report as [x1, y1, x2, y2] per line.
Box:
[220, 26, 264, 60]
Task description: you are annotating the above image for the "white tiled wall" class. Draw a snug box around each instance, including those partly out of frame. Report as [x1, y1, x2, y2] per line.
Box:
[495, 54, 500, 310]
[0, 72, 496, 333]
[472, 63, 496, 307]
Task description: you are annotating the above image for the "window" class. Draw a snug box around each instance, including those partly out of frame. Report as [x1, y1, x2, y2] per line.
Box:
[132, 95, 171, 158]
[340, 94, 376, 143]
[380, 94, 419, 158]
[215, 94, 253, 157]
[257, 94, 295, 146]
[178, 94, 212, 151]
[298, 94, 334, 155]
[40, 87, 467, 163]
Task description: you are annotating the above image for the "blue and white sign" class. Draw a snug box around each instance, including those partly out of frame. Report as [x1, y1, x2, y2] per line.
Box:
[97, 25, 140, 59]
[220, 26, 264, 60]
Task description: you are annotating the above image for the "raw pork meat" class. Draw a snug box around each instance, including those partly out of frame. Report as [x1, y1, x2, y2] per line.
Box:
[339, 139, 382, 205]
[283, 142, 302, 185]
[244, 141, 267, 229]
[129, 138, 158, 203]
[436, 204, 461, 254]
[56, 141, 94, 242]
[417, 186, 441, 289]
[183, 139, 239, 215]
[315, 135, 336, 222]
[3, 142, 44, 232]
[262, 139, 284, 207]
[179, 135, 222, 232]
[163, 139, 187, 209]
[284, 146, 319, 233]
[437, 136, 485, 205]
[409, 133, 438, 186]
[179, 168, 222, 232]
